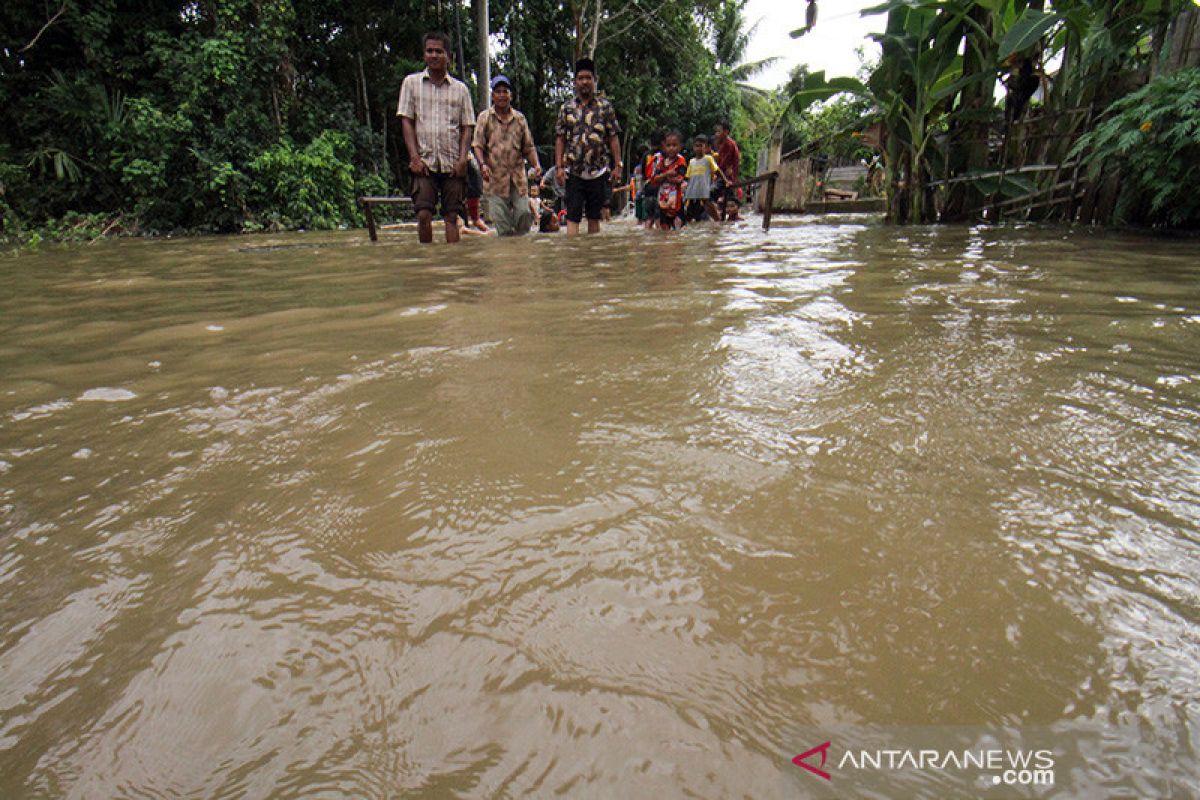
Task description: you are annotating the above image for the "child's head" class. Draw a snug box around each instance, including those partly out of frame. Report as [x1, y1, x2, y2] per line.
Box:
[529, 183, 540, 198]
[692, 134, 709, 155]
[662, 131, 682, 158]
[724, 199, 740, 219]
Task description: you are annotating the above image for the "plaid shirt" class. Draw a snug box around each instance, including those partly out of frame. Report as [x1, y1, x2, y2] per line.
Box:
[555, 95, 621, 179]
[473, 107, 537, 197]
[397, 70, 475, 172]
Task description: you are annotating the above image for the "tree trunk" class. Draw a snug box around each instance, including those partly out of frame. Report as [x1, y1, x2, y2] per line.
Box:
[571, 0, 602, 61]
[475, 0, 490, 110]
[885, 129, 904, 224]
[1163, 5, 1200, 73]
[356, 50, 372, 132]
[588, 0, 602, 58]
[453, 0, 467, 78]
[942, 5, 993, 222]
[380, 106, 388, 177]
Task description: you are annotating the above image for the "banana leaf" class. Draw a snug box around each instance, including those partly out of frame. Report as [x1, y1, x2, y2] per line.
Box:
[998, 8, 1061, 59]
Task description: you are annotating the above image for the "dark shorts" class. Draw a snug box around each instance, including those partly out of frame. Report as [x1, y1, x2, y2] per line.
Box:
[684, 199, 708, 222]
[411, 172, 466, 218]
[641, 183, 659, 221]
[564, 175, 608, 223]
[466, 161, 483, 199]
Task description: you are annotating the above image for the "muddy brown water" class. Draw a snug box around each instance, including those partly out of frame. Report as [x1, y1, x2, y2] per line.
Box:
[1, 218, 1199, 798]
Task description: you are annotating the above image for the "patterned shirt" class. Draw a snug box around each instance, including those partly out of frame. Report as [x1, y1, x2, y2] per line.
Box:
[473, 106, 537, 197]
[648, 153, 686, 187]
[397, 69, 475, 173]
[555, 95, 621, 179]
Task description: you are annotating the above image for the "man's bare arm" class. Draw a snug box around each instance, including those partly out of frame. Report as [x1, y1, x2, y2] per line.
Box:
[401, 117, 426, 175]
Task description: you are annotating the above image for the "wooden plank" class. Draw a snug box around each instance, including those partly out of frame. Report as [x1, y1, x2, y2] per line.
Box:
[360, 196, 414, 204]
[727, 171, 778, 191]
[360, 195, 414, 239]
[927, 163, 1070, 187]
[826, 166, 867, 182]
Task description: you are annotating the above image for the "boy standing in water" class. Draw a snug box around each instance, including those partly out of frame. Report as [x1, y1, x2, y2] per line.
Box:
[713, 120, 741, 220]
[637, 132, 663, 228]
[647, 131, 687, 230]
[683, 135, 729, 223]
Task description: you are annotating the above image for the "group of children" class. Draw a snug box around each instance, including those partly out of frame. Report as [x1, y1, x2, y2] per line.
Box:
[458, 130, 744, 236]
[635, 132, 741, 230]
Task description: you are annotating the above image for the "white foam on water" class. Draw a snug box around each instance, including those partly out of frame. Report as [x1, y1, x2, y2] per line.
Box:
[79, 388, 137, 402]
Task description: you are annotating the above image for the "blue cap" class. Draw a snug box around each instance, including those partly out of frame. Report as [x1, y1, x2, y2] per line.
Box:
[490, 75, 512, 90]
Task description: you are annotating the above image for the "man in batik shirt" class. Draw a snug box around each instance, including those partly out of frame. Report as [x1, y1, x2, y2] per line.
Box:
[473, 75, 542, 236]
[554, 58, 623, 235]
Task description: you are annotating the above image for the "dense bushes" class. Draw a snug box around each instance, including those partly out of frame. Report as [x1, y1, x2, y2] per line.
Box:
[1, 0, 761, 243]
[1072, 68, 1200, 229]
[0, 0, 420, 239]
[249, 131, 357, 230]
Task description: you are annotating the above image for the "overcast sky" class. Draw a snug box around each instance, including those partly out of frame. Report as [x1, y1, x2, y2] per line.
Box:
[742, 0, 886, 89]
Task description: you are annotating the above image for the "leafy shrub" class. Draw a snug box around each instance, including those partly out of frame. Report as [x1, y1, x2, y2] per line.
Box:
[1071, 68, 1200, 228]
[111, 98, 194, 231]
[248, 131, 358, 229]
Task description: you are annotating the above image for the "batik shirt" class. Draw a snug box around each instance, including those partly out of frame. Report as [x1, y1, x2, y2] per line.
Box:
[555, 95, 621, 180]
[473, 106, 537, 197]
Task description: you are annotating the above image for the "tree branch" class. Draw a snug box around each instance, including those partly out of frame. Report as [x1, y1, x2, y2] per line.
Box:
[21, 3, 68, 53]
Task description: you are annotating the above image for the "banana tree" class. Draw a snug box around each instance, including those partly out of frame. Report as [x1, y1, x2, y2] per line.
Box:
[786, 1, 993, 222]
[868, 0, 998, 221]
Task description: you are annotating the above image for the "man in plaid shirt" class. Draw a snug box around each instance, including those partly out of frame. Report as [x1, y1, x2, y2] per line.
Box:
[398, 32, 476, 244]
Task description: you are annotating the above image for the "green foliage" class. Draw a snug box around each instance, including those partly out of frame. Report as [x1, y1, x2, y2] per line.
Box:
[802, 0, 1197, 224]
[249, 131, 359, 230]
[785, 95, 876, 159]
[998, 8, 1060, 60]
[1071, 68, 1200, 228]
[111, 98, 194, 231]
[781, 71, 870, 118]
[4, 0, 1192, 235]
[2, 0, 750, 237]
[1, 211, 117, 253]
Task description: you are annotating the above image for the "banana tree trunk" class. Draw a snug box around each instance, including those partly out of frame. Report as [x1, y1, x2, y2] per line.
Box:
[943, 4, 994, 222]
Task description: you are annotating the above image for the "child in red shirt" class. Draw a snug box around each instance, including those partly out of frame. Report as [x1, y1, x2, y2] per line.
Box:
[648, 131, 687, 230]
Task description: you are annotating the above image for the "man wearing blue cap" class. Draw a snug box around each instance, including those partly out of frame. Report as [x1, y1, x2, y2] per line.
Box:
[472, 75, 542, 235]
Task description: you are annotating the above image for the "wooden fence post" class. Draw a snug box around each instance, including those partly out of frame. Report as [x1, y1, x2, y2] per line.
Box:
[363, 200, 378, 241]
[762, 173, 777, 231]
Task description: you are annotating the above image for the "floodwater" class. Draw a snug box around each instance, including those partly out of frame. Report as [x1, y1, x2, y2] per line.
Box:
[1, 217, 1198, 798]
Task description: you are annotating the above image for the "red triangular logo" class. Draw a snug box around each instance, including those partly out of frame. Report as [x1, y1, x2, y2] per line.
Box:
[792, 741, 832, 781]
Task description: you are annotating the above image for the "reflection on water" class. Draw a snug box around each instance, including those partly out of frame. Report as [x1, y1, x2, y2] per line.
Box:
[1, 219, 1199, 797]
